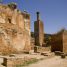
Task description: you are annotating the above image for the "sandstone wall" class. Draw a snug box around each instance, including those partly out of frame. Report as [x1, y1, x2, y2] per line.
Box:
[51, 32, 63, 52]
[63, 31, 67, 53]
[51, 30, 67, 53]
[0, 3, 31, 54]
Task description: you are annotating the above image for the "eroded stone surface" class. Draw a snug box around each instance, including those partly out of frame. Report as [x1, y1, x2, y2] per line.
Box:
[0, 3, 31, 54]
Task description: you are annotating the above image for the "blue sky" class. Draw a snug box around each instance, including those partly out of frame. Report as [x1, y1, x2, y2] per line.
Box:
[2, 0, 67, 34]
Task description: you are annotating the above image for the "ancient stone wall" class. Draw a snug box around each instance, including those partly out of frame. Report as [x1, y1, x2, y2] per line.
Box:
[31, 37, 35, 50]
[34, 46, 50, 53]
[31, 32, 35, 50]
[51, 32, 63, 52]
[63, 31, 67, 53]
[0, 3, 31, 54]
[51, 30, 67, 53]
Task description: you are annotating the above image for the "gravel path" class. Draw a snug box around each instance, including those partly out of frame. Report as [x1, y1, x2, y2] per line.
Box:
[25, 56, 67, 67]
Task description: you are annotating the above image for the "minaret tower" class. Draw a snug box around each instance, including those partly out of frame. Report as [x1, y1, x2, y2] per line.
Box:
[34, 12, 44, 46]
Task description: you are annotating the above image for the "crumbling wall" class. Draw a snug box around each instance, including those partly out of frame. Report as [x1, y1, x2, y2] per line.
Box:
[51, 30, 67, 53]
[63, 31, 67, 53]
[51, 32, 63, 52]
[0, 3, 31, 54]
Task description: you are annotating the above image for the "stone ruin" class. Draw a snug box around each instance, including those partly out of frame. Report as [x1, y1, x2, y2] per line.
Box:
[51, 29, 67, 53]
[0, 3, 31, 55]
[0, 3, 67, 55]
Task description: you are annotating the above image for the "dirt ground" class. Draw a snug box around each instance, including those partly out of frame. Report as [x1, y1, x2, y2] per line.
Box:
[25, 56, 67, 67]
[0, 54, 67, 67]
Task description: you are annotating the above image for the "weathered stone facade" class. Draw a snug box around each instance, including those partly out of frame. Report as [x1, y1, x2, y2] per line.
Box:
[0, 3, 31, 54]
[34, 12, 44, 46]
[51, 29, 67, 53]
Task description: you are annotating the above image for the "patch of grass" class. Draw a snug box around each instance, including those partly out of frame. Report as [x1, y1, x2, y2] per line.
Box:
[16, 58, 39, 67]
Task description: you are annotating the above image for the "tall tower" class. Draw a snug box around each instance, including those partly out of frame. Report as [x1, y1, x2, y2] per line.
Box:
[34, 12, 44, 46]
